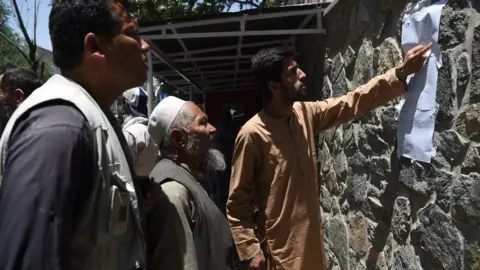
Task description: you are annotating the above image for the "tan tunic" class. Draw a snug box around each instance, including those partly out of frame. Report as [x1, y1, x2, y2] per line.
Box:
[227, 68, 406, 270]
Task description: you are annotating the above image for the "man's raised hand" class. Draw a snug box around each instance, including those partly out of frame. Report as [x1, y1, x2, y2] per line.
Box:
[396, 43, 433, 80]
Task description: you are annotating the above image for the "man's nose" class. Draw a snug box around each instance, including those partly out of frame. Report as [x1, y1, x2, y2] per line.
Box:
[141, 39, 150, 53]
[209, 124, 216, 135]
[298, 69, 307, 82]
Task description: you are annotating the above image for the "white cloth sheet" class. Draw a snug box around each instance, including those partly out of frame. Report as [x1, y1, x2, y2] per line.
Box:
[397, 0, 448, 163]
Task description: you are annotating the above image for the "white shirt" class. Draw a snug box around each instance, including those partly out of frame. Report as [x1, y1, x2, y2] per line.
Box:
[122, 115, 158, 176]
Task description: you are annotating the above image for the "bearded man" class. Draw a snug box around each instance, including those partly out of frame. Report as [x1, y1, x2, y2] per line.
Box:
[0, 68, 43, 135]
[147, 96, 238, 270]
[227, 44, 432, 270]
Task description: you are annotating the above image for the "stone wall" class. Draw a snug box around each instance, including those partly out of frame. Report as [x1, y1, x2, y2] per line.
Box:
[315, 0, 480, 269]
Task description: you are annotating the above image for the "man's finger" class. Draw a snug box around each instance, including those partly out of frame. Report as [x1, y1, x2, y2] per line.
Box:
[409, 44, 426, 54]
[417, 43, 433, 57]
[412, 43, 433, 58]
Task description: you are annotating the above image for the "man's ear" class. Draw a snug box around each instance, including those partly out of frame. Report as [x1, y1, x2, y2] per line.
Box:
[84, 33, 106, 60]
[170, 128, 187, 148]
[267, 81, 280, 94]
[13, 89, 24, 108]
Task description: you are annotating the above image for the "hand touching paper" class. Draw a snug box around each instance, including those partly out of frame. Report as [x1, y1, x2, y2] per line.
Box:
[397, 43, 432, 80]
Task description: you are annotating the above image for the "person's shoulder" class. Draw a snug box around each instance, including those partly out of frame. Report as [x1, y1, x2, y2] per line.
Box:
[12, 100, 90, 140]
[123, 118, 149, 135]
[293, 101, 318, 119]
[293, 101, 313, 111]
[124, 124, 148, 137]
[160, 181, 190, 207]
[293, 101, 303, 110]
[6, 101, 94, 167]
[238, 114, 263, 135]
[26, 100, 88, 130]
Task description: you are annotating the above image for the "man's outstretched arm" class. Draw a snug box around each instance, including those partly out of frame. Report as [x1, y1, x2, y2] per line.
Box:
[0, 103, 94, 270]
[227, 129, 263, 264]
[306, 67, 406, 134]
[305, 43, 432, 134]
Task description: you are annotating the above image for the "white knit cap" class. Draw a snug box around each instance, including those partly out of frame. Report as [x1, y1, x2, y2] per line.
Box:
[148, 96, 187, 146]
[122, 87, 147, 107]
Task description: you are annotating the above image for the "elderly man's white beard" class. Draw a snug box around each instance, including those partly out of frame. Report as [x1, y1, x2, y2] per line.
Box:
[186, 133, 226, 172]
[204, 148, 227, 171]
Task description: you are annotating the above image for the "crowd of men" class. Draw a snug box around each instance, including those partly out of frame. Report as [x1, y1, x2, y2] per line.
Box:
[0, 0, 432, 269]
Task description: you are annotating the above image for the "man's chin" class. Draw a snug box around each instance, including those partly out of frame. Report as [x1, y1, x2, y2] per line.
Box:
[300, 86, 307, 95]
[294, 90, 307, 100]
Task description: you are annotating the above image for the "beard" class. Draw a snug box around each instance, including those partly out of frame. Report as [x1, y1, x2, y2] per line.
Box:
[203, 148, 226, 172]
[0, 101, 15, 136]
[186, 133, 226, 172]
[280, 83, 306, 104]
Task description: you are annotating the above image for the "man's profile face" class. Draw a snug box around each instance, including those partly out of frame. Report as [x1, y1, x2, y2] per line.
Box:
[100, 1, 150, 90]
[0, 88, 16, 108]
[187, 103, 216, 158]
[0, 90, 15, 135]
[278, 57, 307, 102]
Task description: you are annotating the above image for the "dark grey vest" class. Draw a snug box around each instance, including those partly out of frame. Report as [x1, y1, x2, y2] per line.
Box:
[150, 159, 238, 270]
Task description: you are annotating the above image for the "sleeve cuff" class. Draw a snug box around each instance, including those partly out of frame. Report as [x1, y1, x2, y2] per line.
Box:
[230, 226, 263, 261]
[386, 68, 408, 94]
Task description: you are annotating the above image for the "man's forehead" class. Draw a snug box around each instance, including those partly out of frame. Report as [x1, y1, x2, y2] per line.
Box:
[288, 58, 298, 67]
[282, 57, 296, 69]
[186, 102, 207, 119]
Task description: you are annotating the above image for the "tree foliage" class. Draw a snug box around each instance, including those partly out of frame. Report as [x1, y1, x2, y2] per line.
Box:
[0, 1, 28, 69]
[0, 0, 53, 78]
[130, 0, 286, 23]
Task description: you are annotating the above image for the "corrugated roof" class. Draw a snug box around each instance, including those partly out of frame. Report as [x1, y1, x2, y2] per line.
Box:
[140, 3, 329, 94]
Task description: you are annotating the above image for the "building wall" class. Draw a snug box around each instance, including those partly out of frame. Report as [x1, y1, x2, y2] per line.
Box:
[306, 0, 480, 269]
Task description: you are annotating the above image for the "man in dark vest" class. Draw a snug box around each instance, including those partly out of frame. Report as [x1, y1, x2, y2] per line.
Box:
[147, 96, 238, 270]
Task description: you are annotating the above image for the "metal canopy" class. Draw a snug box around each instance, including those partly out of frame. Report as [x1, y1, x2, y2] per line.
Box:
[139, 4, 328, 95]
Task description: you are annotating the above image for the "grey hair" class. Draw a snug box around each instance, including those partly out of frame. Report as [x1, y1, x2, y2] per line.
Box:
[160, 103, 196, 159]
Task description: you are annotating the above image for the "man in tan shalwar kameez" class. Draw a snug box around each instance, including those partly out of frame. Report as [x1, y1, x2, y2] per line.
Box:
[227, 44, 432, 270]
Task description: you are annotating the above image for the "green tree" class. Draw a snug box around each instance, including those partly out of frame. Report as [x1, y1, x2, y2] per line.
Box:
[1, 0, 53, 78]
[130, 0, 285, 23]
[9, 0, 41, 73]
[0, 1, 28, 69]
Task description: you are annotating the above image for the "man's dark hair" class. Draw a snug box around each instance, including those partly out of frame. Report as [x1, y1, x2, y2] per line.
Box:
[0, 68, 43, 98]
[49, 0, 130, 70]
[251, 46, 295, 98]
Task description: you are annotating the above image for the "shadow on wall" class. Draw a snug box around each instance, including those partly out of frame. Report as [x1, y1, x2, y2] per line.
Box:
[308, 0, 480, 269]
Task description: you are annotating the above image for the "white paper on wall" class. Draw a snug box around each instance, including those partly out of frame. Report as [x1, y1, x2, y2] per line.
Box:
[396, 0, 448, 163]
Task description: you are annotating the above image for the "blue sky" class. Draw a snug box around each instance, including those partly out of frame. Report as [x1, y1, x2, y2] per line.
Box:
[34, 2, 51, 50]
[8, 0, 52, 50]
[9, 1, 244, 52]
